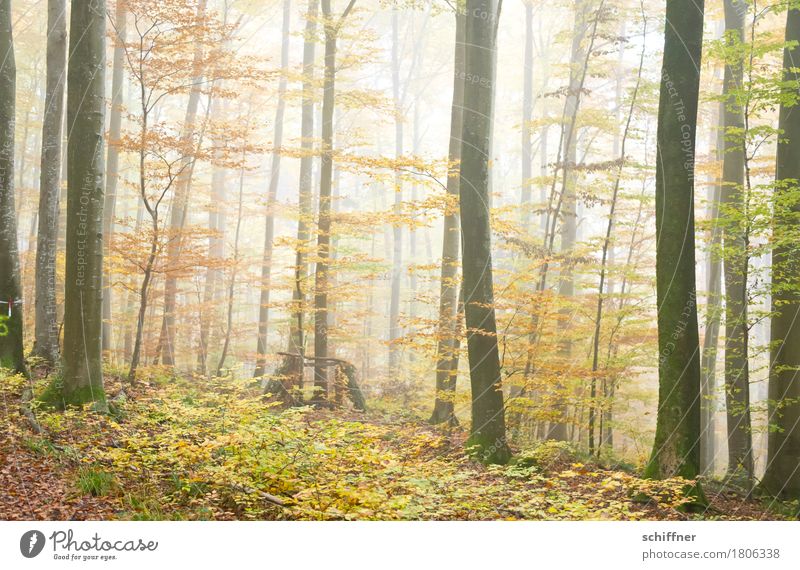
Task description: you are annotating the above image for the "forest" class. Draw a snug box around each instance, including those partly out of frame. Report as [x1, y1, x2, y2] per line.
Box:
[0, 0, 799, 521]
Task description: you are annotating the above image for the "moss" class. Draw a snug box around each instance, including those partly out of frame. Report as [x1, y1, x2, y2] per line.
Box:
[38, 376, 107, 412]
[466, 432, 512, 465]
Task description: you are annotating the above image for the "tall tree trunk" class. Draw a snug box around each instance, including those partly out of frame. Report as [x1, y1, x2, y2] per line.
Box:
[643, 0, 705, 498]
[285, 0, 319, 391]
[520, 0, 533, 226]
[160, 0, 208, 367]
[0, 0, 26, 376]
[387, 4, 404, 373]
[721, 0, 753, 483]
[429, 7, 465, 426]
[101, 0, 126, 358]
[197, 104, 226, 375]
[313, 0, 356, 403]
[62, 0, 107, 407]
[32, 0, 66, 365]
[700, 98, 723, 476]
[254, 0, 292, 377]
[764, 5, 800, 501]
[548, 0, 596, 442]
[460, 0, 509, 464]
[314, 0, 335, 403]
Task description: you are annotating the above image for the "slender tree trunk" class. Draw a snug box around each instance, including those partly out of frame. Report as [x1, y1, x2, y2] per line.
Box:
[460, 0, 509, 464]
[124, 199, 144, 363]
[216, 158, 246, 376]
[520, 0, 533, 226]
[254, 0, 292, 377]
[590, 9, 645, 456]
[285, 0, 319, 392]
[313, 0, 350, 403]
[644, 0, 705, 497]
[387, 5, 404, 374]
[721, 0, 753, 483]
[197, 102, 226, 375]
[701, 72, 724, 475]
[160, 0, 208, 368]
[62, 0, 107, 407]
[32, 0, 66, 366]
[0, 0, 26, 376]
[101, 1, 126, 358]
[764, 5, 800, 501]
[549, 0, 596, 442]
[429, 7, 465, 426]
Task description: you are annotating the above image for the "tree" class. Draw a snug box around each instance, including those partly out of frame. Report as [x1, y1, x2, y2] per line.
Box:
[32, 0, 67, 366]
[720, 0, 753, 483]
[388, 3, 404, 373]
[429, 6, 465, 426]
[643, 0, 705, 496]
[122, 1, 214, 382]
[102, 0, 127, 358]
[254, 0, 292, 378]
[700, 98, 723, 476]
[459, 0, 509, 464]
[282, 0, 319, 394]
[0, 0, 26, 376]
[589, 3, 647, 455]
[62, 0, 107, 407]
[312, 0, 356, 404]
[159, 0, 208, 367]
[763, 2, 800, 502]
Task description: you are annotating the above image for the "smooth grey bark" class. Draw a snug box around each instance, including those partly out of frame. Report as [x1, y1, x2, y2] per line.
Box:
[764, 5, 800, 501]
[429, 7, 465, 426]
[101, 0, 126, 357]
[0, 0, 26, 376]
[254, 0, 292, 378]
[644, 0, 705, 496]
[460, 0, 510, 464]
[32, 0, 66, 365]
[62, 0, 107, 407]
[720, 0, 753, 483]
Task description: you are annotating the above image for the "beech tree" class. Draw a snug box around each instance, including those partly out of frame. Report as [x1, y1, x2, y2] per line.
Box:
[429, 6, 464, 427]
[0, 0, 26, 375]
[459, 0, 509, 464]
[255, 0, 292, 378]
[764, 2, 800, 502]
[102, 0, 127, 357]
[312, 0, 356, 404]
[32, 0, 66, 365]
[61, 0, 107, 406]
[720, 0, 753, 483]
[644, 0, 705, 495]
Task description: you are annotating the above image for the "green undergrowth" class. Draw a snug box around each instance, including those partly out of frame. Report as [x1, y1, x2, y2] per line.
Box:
[0, 367, 783, 521]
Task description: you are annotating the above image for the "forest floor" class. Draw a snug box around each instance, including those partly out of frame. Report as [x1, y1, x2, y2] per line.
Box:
[0, 368, 789, 521]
